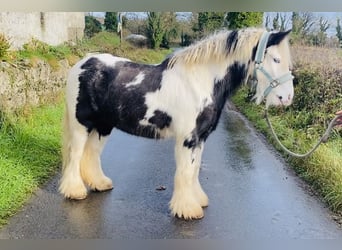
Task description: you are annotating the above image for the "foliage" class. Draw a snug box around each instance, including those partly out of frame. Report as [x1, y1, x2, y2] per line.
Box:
[269, 13, 289, 31]
[15, 38, 76, 69]
[78, 31, 121, 54]
[81, 32, 171, 63]
[85, 15, 102, 38]
[336, 18, 342, 46]
[146, 12, 164, 49]
[291, 70, 341, 134]
[104, 12, 118, 32]
[226, 12, 263, 29]
[124, 13, 148, 35]
[195, 12, 225, 35]
[291, 12, 315, 44]
[265, 12, 338, 47]
[180, 31, 193, 46]
[291, 45, 342, 128]
[315, 17, 330, 46]
[7, 31, 170, 67]
[0, 33, 10, 59]
[272, 13, 280, 30]
[190, 12, 263, 40]
[160, 12, 179, 48]
[145, 12, 182, 49]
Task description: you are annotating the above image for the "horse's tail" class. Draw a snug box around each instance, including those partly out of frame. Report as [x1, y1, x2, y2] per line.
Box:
[62, 105, 71, 172]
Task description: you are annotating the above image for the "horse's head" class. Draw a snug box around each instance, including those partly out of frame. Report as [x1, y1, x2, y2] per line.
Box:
[253, 30, 294, 107]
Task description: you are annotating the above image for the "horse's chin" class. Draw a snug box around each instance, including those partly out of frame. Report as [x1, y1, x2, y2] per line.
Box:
[265, 99, 280, 108]
[252, 95, 281, 108]
[265, 97, 292, 108]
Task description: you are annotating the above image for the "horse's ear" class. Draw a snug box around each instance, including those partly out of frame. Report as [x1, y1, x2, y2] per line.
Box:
[267, 29, 291, 48]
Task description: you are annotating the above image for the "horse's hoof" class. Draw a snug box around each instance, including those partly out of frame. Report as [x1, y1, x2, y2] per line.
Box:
[88, 177, 113, 192]
[64, 191, 88, 200]
[169, 196, 204, 220]
[59, 181, 88, 200]
[93, 185, 114, 192]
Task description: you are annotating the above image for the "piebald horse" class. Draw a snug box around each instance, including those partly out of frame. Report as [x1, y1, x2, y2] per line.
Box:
[60, 28, 294, 219]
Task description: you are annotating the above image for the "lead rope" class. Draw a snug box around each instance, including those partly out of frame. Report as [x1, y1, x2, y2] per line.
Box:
[264, 107, 341, 158]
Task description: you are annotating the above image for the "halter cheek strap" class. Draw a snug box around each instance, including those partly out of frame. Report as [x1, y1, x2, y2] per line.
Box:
[258, 66, 294, 97]
[255, 31, 270, 64]
[253, 31, 294, 99]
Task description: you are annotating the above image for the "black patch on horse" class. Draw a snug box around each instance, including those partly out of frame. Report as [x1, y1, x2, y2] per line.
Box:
[148, 110, 172, 129]
[76, 57, 170, 138]
[251, 44, 258, 61]
[226, 30, 239, 53]
[183, 104, 217, 149]
[267, 30, 291, 48]
[183, 61, 247, 149]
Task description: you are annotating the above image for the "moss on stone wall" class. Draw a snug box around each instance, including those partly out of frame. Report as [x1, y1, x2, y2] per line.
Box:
[0, 59, 69, 112]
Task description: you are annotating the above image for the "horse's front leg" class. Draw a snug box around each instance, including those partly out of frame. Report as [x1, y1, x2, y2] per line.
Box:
[169, 138, 207, 220]
[192, 142, 208, 208]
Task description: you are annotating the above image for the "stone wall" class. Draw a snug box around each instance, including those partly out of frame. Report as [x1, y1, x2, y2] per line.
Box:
[0, 12, 84, 49]
[0, 60, 69, 112]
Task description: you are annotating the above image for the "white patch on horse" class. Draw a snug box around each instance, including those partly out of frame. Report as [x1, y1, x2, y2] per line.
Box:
[125, 72, 145, 88]
[142, 64, 217, 139]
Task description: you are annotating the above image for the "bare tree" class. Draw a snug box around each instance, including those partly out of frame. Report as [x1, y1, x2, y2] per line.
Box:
[337, 18, 342, 47]
[292, 12, 315, 36]
[315, 17, 330, 46]
[266, 12, 291, 31]
[272, 13, 280, 30]
[279, 13, 290, 31]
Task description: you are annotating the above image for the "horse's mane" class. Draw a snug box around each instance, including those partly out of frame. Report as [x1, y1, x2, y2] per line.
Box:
[167, 28, 265, 68]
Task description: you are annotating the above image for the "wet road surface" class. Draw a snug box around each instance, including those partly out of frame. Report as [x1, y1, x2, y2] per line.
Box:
[1, 108, 342, 239]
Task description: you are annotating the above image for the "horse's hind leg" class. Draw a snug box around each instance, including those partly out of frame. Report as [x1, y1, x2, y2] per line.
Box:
[59, 113, 89, 199]
[80, 130, 113, 192]
[169, 138, 206, 219]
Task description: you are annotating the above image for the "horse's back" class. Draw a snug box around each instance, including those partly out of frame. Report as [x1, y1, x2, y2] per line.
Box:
[70, 53, 130, 77]
[66, 53, 130, 104]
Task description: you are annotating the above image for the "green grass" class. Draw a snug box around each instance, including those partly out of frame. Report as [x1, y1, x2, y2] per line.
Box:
[4, 32, 172, 67]
[231, 86, 342, 212]
[79, 31, 121, 53]
[0, 102, 63, 225]
[78, 31, 172, 64]
[12, 39, 75, 70]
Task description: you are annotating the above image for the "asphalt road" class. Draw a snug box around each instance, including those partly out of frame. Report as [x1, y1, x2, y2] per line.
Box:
[1, 108, 341, 239]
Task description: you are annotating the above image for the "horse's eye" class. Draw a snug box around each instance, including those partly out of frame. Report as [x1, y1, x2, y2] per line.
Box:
[273, 58, 280, 63]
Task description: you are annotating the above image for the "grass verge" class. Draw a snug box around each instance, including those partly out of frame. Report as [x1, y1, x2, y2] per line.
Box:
[0, 100, 63, 226]
[231, 86, 342, 212]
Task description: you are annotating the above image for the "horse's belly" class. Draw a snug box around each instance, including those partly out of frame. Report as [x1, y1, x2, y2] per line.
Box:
[116, 123, 170, 140]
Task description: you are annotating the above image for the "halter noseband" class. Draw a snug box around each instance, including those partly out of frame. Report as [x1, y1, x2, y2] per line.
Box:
[253, 32, 294, 99]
